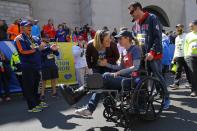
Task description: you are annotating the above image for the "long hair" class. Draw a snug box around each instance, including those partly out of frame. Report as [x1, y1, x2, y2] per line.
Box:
[93, 30, 110, 51]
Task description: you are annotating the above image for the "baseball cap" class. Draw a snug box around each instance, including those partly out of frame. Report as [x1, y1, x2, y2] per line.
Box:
[176, 24, 184, 28]
[20, 20, 33, 27]
[115, 30, 134, 39]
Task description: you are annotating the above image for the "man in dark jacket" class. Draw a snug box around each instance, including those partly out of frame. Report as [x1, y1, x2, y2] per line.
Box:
[129, 2, 170, 109]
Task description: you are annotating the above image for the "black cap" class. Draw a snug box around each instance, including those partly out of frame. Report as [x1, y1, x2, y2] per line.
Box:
[192, 20, 197, 25]
[115, 30, 134, 39]
[176, 24, 184, 28]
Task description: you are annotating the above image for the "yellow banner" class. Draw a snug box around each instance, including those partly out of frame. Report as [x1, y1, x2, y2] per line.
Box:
[46, 42, 77, 86]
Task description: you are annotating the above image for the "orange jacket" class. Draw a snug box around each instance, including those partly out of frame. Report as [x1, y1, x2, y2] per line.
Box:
[42, 24, 56, 39]
[7, 24, 20, 40]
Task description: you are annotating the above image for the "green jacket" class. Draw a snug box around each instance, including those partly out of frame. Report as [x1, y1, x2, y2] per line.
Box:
[10, 52, 21, 71]
[184, 31, 197, 57]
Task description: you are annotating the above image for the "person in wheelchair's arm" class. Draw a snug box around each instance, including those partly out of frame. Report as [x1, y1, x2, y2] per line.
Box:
[63, 30, 141, 117]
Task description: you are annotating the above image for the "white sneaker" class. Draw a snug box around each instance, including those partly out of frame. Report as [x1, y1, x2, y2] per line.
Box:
[169, 84, 179, 90]
[75, 107, 92, 116]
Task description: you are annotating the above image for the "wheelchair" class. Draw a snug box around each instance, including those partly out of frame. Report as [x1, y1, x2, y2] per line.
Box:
[84, 70, 165, 128]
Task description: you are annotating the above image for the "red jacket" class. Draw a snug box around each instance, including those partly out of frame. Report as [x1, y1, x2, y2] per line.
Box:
[43, 24, 56, 39]
[83, 31, 96, 42]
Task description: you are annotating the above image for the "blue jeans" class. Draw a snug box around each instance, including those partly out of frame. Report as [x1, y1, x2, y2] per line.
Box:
[87, 73, 131, 113]
[148, 60, 169, 98]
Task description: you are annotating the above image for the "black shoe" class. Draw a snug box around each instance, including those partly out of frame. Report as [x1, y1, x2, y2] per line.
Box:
[60, 85, 77, 105]
[73, 89, 87, 104]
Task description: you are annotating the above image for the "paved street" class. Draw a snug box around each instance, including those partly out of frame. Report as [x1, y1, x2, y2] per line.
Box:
[0, 74, 197, 131]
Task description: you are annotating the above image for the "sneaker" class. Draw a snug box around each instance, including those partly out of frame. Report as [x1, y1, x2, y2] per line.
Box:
[169, 84, 179, 90]
[75, 107, 92, 117]
[28, 107, 43, 113]
[39, 102, 49, 108]
[163, 98, 170, 110]
[190, 92, 197, 97]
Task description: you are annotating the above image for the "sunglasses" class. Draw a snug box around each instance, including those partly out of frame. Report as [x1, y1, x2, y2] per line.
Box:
[128, 6, 136, 15]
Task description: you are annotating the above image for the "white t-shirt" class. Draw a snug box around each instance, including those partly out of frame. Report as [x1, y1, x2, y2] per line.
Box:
[72, 45, 88, 69]
[174, 33, 186, 58]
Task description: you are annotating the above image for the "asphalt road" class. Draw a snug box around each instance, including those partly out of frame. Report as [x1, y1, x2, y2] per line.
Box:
[0, 74, 197, 131]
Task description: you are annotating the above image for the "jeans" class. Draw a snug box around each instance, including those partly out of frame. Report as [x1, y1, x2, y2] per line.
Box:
[87, 73, 131, 113]
[174, 57, 191, 86]
[185, 57, 197, 92]
[147, 60, 169, 98]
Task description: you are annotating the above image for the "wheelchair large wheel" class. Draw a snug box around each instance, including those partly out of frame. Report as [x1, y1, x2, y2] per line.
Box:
[133, 76, 165, 121]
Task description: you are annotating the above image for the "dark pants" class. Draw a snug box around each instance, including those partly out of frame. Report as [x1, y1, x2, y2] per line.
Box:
[148, 60, 169, 98]
[22, 67, 41, 110]
[0, 73, 10, 98]
[185, 57, 197, 92]
[174, 57, 191, 86]
[162, 65, 169, 78]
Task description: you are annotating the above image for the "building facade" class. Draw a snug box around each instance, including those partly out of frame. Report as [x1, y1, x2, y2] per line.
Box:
[0, 0, 197, 31]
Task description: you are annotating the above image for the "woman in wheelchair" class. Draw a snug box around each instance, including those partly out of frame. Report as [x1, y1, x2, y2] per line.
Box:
[64, 30, 142, 117]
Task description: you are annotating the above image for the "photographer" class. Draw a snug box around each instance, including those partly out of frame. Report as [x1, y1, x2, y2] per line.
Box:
[72, 36, 92, 87]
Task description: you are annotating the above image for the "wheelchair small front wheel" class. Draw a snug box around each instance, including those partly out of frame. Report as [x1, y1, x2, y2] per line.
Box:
[133, 77, 165, 121]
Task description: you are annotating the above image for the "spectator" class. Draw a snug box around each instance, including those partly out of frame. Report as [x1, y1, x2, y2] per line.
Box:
[170, 24, 191, 90]
[0, 19, 8, 41]
[56, 24, 66, 42]
[40, 37, 59, 100]
[82, 26, 96, 42]
[72, 36, 92, 87]
[184, 20, 197, 97]
[72, 27, 81, 42]
[7, 19, 21, 41]
[161, 33, 171, 78]
[0, 50, 11, 102]
[31, 20, 41, 38]
[10, 51, 23, 91]
[62, 22, 70, 37]
[42, 19, 56, 42]
[129, 2, 170, 109]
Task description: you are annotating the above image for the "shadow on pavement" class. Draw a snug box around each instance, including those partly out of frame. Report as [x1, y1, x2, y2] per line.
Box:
[0, 90, 92, 130]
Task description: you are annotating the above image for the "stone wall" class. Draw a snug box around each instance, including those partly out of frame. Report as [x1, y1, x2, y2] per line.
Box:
[0, 0, 30, 24]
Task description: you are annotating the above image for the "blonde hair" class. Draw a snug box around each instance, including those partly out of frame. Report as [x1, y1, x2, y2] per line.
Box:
[93, 30, 110, 51]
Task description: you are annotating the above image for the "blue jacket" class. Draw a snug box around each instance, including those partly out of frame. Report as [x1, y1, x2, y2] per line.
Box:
[162, 35, 171, 65]
[14, 33, 50, 70]
[31, 25, 41, 38]
[132, 12, 163, 59]
[56, 30, 66, 42]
